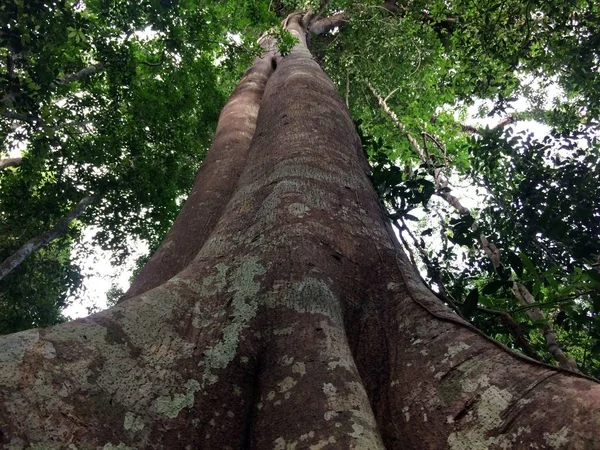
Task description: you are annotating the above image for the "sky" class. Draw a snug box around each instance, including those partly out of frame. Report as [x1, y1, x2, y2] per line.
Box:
[62, 230, 147, 318]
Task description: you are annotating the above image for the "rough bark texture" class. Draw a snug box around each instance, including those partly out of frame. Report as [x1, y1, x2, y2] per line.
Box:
[1, 16, 599, 450]
[0, 196, 95, 282]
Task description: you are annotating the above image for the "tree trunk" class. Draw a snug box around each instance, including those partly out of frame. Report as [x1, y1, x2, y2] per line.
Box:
[1, 17, 599, 450]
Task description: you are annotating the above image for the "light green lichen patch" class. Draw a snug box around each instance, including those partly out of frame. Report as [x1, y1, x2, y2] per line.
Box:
[280, 355, 294, 366]
[265, 278, 342, 327]
[462, 374, 490, 394]
[321, 380, 384, 449]
[199, 263, 229, 297]
[123, 412, 145, 432]
[544, 426, 570, 449]
[288, 203, 310, 217]
[0, 329, 40, 387]
[273, 436, 298, 450]
[26, 444, 61, 450]
[447, 384, 515, 450]
[320, 321, 355, 373]
[199, 258, 265, 386]
[41, 342, 56, 359]
[446, 342, 471, 359]
[192, 264, 230, 329]
[273, 326, 295, 336]
[0, 329, 40, 363]
[102, 444, 136, 450]
[292, 362, 306, 376]
[437, 356, 484, 406]
[278, 377, 297, 393]
[153, 378, 200, 419]
[309, 436, 337, 449]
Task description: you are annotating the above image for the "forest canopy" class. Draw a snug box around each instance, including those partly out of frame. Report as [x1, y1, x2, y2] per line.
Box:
[1, 0, 599, 377]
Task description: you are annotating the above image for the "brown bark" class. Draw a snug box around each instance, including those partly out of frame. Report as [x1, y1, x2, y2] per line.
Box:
[309, 13, 350, 35]
[0, 15, 599, 450]
[0, 196, 95, 282]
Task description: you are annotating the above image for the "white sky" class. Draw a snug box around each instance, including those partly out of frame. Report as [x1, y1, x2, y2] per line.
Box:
[63, 229, 147, 318]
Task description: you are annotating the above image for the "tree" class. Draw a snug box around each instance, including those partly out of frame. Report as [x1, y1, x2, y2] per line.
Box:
[1, 10, 599, 448]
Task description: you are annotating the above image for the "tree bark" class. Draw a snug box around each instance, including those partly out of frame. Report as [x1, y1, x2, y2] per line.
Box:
[0, 196, 95, 282]
[0, 16, 599, 450]
[50, 63, 107, 88]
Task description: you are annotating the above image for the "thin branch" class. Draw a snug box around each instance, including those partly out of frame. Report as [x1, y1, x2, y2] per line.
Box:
[384, 87, 399, 103]
[138, 51, 166, 67]
[0, 196, 96, 282]
[480, 235, 579, 372]
[367, 82, 426, 161]
[2, 110, 31, 123]
[461, 115, 517, 135]
[476, 306, 542, 360]
[50, 63, 106, 88]
[345, 71, 350, 107]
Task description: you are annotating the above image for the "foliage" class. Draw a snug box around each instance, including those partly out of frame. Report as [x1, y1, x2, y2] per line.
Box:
[0, 239, 80, 334]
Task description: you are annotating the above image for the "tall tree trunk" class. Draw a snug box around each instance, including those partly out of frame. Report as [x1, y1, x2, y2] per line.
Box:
[0, 196, 95, 282]
[0, 16, 599, 449]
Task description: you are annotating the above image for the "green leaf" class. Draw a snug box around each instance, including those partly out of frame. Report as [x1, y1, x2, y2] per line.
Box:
[520, 252, 538, 278]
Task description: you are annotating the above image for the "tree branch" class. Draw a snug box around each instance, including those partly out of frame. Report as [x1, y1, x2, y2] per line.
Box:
[372, 80, 579, 371]
[0, 196, 96, 282]
[461, 115, 517, 135]
[367, 82, 427, 162]
[0, 157, 23, 170]
[50, 63, 106, 88]
[480, 235, 579, 372]
[308, 12, 350, 35]
[475, 305, 542, 360]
